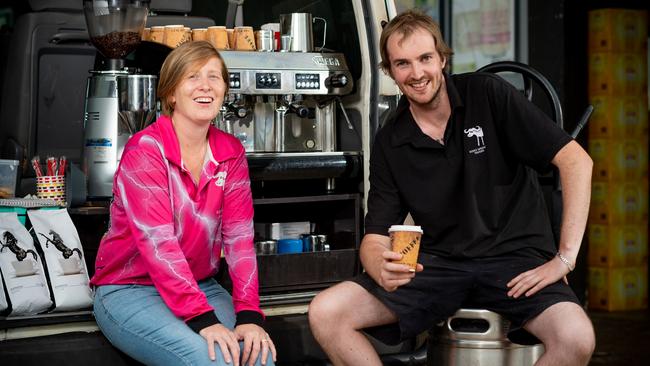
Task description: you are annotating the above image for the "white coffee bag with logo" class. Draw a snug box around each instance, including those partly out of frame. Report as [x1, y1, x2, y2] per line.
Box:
[0, 212, 53, 315]
[28, 209, 93, 311]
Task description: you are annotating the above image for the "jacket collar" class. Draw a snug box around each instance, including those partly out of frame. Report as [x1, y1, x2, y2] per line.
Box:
[155, 115, 239, 169]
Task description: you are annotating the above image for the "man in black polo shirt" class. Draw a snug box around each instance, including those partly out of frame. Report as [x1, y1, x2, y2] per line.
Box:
[309, 9, 595, 366]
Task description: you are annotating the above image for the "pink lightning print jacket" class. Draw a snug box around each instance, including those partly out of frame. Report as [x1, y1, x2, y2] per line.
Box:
[90, 115, 262, 326]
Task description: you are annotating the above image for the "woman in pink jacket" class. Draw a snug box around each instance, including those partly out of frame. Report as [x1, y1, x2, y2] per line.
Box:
[90, 41, 276, 366]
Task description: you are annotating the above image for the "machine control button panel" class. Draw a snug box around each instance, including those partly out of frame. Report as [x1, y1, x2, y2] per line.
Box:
[255, 72, 281, 89]
[295, 73, 320, 90]
[229, 72, 241, 89]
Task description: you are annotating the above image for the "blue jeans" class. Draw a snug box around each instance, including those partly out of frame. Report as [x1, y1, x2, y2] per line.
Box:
[94, 279, 274, 366]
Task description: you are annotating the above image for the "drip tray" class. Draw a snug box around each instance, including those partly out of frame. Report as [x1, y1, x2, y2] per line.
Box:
[246, 152, 361, 181]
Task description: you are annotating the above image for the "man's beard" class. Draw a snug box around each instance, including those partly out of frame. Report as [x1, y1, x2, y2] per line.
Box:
[407, 77, 443, 108]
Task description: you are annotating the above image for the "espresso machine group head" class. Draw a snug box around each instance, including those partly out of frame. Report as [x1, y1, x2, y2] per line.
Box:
[217, 51, 353, 153]
[82, 0, 158, 199]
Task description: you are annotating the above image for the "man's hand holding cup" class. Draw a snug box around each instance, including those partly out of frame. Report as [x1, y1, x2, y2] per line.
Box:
[379, 225, 423, 292]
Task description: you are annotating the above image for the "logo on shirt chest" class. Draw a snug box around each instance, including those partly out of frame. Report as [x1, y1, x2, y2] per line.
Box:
[464, 125, 486, 155]
[215, 171, 227, 188]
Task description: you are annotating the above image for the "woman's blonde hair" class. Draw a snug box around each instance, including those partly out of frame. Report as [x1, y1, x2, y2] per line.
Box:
[157, 41, 230, 116]
[379, 9, 453, 75]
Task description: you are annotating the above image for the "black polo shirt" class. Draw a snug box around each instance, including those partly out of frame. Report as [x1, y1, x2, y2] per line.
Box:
[365, 72, 572, 259]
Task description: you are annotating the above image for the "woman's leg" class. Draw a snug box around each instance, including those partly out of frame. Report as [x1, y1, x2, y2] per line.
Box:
[94, 284, 237, 366]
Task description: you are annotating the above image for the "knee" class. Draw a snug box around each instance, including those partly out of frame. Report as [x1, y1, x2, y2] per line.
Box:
[308, 292, 334, 329]
[308, 291, 347, 334]
[573, 325, 596, 361]
[550, 322, 595, 362]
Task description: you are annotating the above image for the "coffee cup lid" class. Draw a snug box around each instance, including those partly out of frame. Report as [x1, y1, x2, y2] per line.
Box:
[388, 225, 422, 233]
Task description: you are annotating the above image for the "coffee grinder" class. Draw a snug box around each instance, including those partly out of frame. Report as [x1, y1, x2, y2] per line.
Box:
[82, 0, 157, 199]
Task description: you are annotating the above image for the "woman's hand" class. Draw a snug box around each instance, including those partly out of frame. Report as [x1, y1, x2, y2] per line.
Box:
[199, 323, 240, 365]
[234, 323, 277, 366]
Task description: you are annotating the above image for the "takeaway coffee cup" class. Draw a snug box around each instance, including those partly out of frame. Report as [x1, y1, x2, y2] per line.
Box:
[233, 26, 256, 50]
[192, 28, 208, 41]
[149, 26, 165, 44]
[207, 26, 229, 50]
[163, 25, 185, 48]
[388, 225, 423, 271]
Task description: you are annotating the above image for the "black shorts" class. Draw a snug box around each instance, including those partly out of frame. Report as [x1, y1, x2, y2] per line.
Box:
[351, 252, 580, 345]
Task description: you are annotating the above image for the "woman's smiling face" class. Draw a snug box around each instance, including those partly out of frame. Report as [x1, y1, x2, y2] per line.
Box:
[170, 57, 226, 125]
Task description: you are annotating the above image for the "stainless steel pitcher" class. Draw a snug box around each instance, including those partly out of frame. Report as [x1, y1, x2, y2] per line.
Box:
[279, 13, 327, 52]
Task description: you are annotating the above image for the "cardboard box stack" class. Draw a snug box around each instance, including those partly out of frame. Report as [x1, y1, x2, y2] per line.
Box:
[587, 8, 649, 311]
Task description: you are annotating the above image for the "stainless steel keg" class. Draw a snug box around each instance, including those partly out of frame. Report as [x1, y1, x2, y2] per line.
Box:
[428, 309, 544, 366]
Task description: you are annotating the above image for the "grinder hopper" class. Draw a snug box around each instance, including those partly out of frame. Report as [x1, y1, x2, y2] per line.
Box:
[83, 0, 150, 69]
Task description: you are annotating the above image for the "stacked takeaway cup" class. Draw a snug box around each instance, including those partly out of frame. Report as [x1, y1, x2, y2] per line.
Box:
[162, 25, 191, 48]
[148, 26, 164, 43]
[233, 26, 256, 50]
[192, 28, 208, 41]
[207, 26, 230, 50]
[143, 24, 290, 52]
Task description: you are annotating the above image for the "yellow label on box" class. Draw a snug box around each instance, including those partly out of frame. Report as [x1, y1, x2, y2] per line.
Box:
[588, 96, 649, 138]
[590, 180, 648, 224]
[588, 9, 648, 52]
[588, 266, 648, 311]
[588, 224, 648, 267]
[590, 139, 648, 181]
[589, 52, 648, 96]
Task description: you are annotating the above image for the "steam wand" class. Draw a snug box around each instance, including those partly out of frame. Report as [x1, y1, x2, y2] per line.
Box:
[335, 96, 355, 130]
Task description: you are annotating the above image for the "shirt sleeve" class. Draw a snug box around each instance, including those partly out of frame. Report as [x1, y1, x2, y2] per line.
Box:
[486, 74, 572, 173]
[114, 139, 214, 323]
[364, 131, 408, 236]
[220, 147, 264, 325]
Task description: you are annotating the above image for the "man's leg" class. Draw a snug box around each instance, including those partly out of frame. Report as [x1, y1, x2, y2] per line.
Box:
[309, 281, 398, 366]
[524, 301, 595, 366]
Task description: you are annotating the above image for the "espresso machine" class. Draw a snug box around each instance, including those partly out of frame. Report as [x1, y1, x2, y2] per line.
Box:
[82, 0, 157, 199]
[216, 51, 353, 153]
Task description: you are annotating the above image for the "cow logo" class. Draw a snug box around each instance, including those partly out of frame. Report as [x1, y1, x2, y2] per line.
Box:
[215, 171, 227, 187]
[464, 126, 485, 146]
[464, 125, 486, 155]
